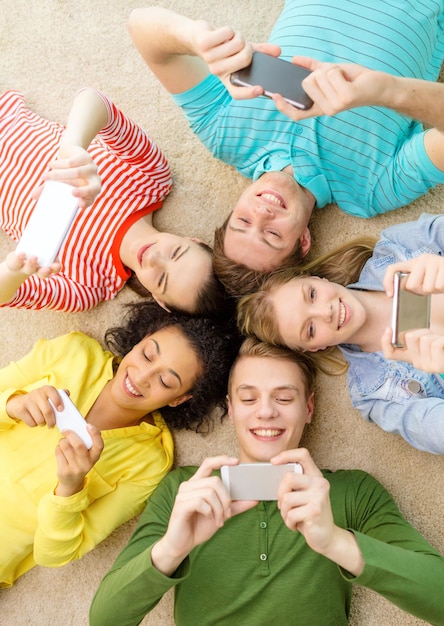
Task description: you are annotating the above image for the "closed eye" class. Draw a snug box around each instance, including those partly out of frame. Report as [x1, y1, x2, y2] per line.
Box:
[157, 272, 166, 289]
[171, 246, 181, 259]
[265, 229, 280, 238]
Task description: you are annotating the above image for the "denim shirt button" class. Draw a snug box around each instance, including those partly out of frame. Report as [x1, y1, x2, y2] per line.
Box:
[407, 380, 422, 394]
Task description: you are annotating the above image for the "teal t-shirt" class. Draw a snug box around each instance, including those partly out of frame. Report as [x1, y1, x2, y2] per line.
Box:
[172, 0, 444, 217]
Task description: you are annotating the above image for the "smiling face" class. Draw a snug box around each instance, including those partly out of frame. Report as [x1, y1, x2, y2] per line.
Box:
[134, 233, 213, 312]
[228, 355, 314, 463]
[271, 276, 367, 351]
[109, 327, 201, 420]
[223, 171, 313, 271]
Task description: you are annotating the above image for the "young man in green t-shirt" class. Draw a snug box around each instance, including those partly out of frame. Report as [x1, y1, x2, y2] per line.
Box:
[90, 338, 444, 625]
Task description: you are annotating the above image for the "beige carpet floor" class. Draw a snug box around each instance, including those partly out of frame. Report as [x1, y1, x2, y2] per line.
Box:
[0, 1, 443, 624]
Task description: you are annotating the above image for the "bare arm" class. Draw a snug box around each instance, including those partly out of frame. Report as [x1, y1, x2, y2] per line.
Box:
[272, 58, 444, 171]
[128, 6, 279, 98]
[44, 88, 107, 207]
[128, 7, 212, 94]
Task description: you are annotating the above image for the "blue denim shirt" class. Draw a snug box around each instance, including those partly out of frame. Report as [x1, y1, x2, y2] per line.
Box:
[339, 213, 444, 454]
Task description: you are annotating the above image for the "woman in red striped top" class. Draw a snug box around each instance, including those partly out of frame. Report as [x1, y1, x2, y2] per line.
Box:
[0, 88, 224, 314]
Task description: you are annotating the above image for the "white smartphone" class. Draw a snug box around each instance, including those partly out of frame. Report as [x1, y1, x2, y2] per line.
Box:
[391, 272, 431, 348]
[220, 462, 302, 500]
[16, 180, 79, 267]
[49, 389, 93, 449]
[230, 51, 313, 110]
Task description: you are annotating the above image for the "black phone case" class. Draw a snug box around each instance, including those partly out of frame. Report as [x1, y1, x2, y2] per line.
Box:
[230, 51, 313, 110]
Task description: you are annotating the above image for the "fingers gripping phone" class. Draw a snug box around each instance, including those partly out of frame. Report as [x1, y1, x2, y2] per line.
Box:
[391, 272, 431, 348]
[221, 462, 303, 500]
[16, 180, 79, 267]
[230, 51, 314, 110]
[49, 389, 93, 449]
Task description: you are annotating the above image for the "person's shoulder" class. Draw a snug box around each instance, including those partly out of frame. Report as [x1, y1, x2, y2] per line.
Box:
[322, 468, 382, 492]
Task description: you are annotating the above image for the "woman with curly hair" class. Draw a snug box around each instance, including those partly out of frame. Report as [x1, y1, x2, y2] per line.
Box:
[0, 301, 240, 586]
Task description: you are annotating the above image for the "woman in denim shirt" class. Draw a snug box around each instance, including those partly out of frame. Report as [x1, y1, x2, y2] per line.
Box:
[237, 213, 444, 454]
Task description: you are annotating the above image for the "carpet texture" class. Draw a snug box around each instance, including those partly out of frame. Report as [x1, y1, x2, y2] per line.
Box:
[0, 1, 443, 624]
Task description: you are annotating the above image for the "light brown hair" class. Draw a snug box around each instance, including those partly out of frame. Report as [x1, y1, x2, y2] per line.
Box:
[212, 215, 306, 297]
[237, 237, 376, 375]
[228, 336, 317, 399]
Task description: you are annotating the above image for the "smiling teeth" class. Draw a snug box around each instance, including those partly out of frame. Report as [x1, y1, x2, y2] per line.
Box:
[260, 193, 283, 207]
[253, 429, 282, 437]
[338, 301, 346, 328]
[125, 376, 142, 397]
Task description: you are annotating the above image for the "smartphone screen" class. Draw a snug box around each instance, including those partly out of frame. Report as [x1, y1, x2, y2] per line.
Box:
[230, 51, 313, 110]
[391, 272, 431, 347]
[220, 462, 302, 500]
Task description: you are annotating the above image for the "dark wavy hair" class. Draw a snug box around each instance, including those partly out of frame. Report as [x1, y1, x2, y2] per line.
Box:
[126, 241, 230, 316]
[105, 301, 242, 432]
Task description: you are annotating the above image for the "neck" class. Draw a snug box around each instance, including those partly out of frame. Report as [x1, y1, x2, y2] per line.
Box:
[119, 216, 158, 270]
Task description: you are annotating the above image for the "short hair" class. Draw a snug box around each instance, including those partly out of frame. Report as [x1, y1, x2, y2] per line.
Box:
[126, 241, 230, 316]
[212, 215, 305, 298]
[105, 301, 242, 432]
[228, 336, 317, 400]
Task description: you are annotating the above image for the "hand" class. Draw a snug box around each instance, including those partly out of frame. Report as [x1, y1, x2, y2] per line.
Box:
[191, 21, 280, 99]
[6, 251, 61, 279]
[271, 57, 390, 121]
[151, 455, 256, 575]
[6, 385, 65, 428]
[383, 254, 444, 297]
[54, 425, 103, 497]
[381, 326, 444, 373]
[272, 448, 364, 576]
[272, 448, 337, 553]
[39, 144, 101, 209]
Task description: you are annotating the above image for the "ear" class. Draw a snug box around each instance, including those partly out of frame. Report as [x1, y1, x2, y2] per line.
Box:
[189, 237, 206, 245]
[227, 394, 234, 424]
[168, 393, 193, 408]
[152, 294, 172, 313]
[305, 392, 315, 424]
[299, 227, 311, 258]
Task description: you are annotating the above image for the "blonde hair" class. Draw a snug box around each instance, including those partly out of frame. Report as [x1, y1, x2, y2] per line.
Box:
[228, 337, 317, 398]
[237, 237, 376, 376]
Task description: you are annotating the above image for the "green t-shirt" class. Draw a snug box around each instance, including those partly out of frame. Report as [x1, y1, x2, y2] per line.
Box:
[90, 467, 444, 626]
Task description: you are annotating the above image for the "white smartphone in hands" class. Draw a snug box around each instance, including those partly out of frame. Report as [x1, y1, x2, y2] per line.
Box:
[220, 462, 303, 500]
[391, 272, 431, 348]
[16, 180, 79, 267]
[49, 389, 93, 449]
[230, 51, 314, 110]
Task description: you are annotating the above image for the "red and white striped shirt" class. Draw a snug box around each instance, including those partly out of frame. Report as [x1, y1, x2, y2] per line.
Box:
[0, 90, 172, 311]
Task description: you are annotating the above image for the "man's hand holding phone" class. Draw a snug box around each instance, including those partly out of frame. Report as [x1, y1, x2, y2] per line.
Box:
[272, 448, 364, 576]
[151, 456, 256, 577]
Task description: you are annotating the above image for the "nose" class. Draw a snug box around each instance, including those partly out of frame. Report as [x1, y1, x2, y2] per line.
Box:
[253, 202, 275, 218]
[313, 302, 333, 324]
[146, 249, 165, 269]
[256, 398, 278, 420]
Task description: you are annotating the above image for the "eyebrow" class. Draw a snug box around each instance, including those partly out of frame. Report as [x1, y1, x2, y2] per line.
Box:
[161, 245, 190, 295]
[149, 338, 182, 385]
[227, 223, 283, 251]
[236, 384, 300, 392]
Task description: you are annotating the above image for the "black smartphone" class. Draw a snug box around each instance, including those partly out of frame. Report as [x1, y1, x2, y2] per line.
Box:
[391, 272, 431, 348]
[230, 51, 313, 110]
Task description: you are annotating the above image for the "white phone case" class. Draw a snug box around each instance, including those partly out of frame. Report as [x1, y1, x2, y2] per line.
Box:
[16, 180, 79, 267]
[220, 462, 302, 500]
[49, 389, 93, 449]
